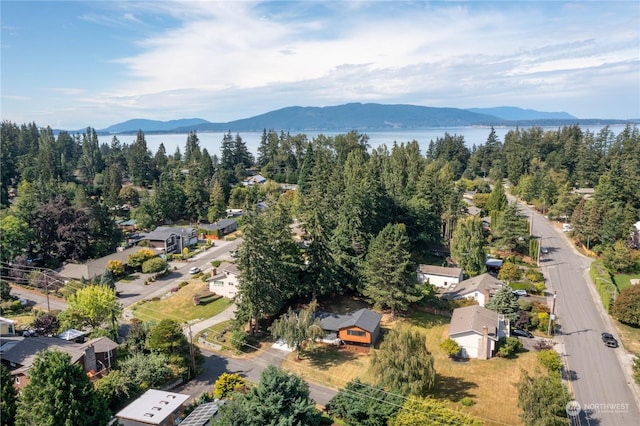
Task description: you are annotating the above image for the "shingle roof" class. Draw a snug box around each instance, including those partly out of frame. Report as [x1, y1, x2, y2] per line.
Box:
[417, 264, 463, 278]
[440, 273, 503, 299]
[199, 219, 237, 231]
[316, 309, 381, 333]
[448, 305, 500, 340]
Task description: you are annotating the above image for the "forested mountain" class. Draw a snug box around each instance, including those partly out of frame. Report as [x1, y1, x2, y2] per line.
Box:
[466, 106, 576, 120]
[87, 103, 620, 134]
[100, 118, 209, 134]
[1, 121, 639, 295]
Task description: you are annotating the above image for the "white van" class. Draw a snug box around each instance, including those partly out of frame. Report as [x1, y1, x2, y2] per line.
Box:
[562, 223, 572, 232]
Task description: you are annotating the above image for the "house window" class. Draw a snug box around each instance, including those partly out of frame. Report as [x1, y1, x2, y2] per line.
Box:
[347, 329, 366, 337]
[15, 377, 19, 384]
[212, 281, 224, 287]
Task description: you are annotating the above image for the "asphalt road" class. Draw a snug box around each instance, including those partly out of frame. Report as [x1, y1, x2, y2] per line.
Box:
[8, 284, 68, 312]
[116, 238, 243, 308]
[175, 347, 337, 407]
[527, 205, 640, 425]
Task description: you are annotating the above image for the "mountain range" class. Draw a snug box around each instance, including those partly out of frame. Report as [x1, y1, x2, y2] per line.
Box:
[93, 103, 632, 134]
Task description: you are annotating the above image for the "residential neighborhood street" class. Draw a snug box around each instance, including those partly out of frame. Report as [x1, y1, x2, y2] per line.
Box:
[527, 205, 640, 425]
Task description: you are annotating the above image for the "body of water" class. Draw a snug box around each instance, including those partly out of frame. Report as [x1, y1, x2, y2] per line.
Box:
[100, 124, 631, 158]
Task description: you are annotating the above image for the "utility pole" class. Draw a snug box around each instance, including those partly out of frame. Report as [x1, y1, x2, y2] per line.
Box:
[44, 272, 51, 313]
[188, 324, 196, 380]
[548, 291, 557, 336]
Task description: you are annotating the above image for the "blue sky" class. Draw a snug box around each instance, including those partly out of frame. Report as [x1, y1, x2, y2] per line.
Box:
[2, 1, 639, 130]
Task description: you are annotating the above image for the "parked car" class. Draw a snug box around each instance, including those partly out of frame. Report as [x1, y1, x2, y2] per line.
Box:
[189, 267, 201, 275]
[601, 332, 618, 348]
[512, 289, 528, 297]
[512, 329, 534, 338]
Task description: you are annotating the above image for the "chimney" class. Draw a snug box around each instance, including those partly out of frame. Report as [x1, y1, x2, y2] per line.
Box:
[482, 287, 491, 307]
[479, 326, 489, 360]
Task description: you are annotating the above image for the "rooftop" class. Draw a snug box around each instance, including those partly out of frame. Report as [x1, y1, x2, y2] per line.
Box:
[448, 305, 501, 340]
[116, 389, 189, 425]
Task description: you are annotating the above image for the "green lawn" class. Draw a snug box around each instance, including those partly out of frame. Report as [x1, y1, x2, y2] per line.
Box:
[613, 273, 640, 292]
[131, 281, 232, 323]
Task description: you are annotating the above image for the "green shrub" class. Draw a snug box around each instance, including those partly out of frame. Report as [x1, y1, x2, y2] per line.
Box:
[497, 336, 522, 358]
[178, 281, 189, 289]
[524, 269, 544, 283]
[230, 329, 248, 351]
[537, 349, 563, 371]
[537, 312, 550, 332]
[211, 260, 222, 267]
[439, 338, 461, 357]
[460, 397, 474, 406]
[633, 356, 640, 384]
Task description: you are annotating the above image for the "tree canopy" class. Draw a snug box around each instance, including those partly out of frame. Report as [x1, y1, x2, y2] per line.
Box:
[370, 327, 435, 396]
[16, 350, 110, 426]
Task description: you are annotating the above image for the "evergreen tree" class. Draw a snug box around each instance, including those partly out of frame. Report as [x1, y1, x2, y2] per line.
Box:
[362, 223, 421, 317]
[485, 286, 521, 321]
[216, 365, 322, 426]
[326, 379, 403, 426]
[207, 180, 227, 223]
[16, 350, 110, 426]
[1, 363, 17, 426]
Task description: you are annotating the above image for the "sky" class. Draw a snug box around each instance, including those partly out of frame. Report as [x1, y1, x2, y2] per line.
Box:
[1, 1, 639, 130]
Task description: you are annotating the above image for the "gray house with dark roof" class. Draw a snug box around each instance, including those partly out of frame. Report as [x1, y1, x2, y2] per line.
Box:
[316, 309, 382, 346]
[448, 305, 508, 359]
[142, 226, 197, 254]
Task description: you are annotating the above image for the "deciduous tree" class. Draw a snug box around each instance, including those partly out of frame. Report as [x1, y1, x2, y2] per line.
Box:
[62, 284, 121, 331]
[517, 370, 570, 426]
[390, 396, 481, 426]
[269, 301, 325, 360]
[450, 216, 486, 276]
[213, 373, 247, 399]
[612, 284, 640, 326]
[370, 328, 435, 396]
[16, 350, 109, 426]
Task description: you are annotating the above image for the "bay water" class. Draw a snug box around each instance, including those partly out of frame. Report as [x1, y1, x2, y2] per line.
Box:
[100, 124, 630, 158]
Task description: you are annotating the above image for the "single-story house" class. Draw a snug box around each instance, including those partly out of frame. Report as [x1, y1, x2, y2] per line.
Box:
[0, 335, 118, 390]
[416, 265, 464, 288]
[57, 246, 142, 281]
[448, 305, 508, 359]
[208, 262, 240, 299]
[200, 219, 238, 240]
[243, 174, 266, 186]
[572, 187, 595, 199]
[116, 389, 190, 426]
[315, 309, 382, 346]
[142, 226, 197, 254]
[179, 400, 226, 426]
[439, 273, 504, 307]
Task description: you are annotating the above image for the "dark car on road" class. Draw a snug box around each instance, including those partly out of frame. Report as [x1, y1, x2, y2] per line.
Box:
[601, 332, 618, 348]
[512, 329, 534, 338]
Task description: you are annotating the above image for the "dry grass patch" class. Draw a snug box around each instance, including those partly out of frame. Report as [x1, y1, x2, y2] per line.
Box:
[132, 281, 232, 323]
[613, 319, 640, 354]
